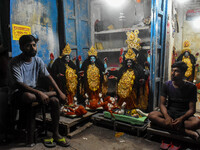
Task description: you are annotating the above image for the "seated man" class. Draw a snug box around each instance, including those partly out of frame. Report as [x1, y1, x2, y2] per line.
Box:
[9, 35, 69, 147]
[148, 61, 200, 141]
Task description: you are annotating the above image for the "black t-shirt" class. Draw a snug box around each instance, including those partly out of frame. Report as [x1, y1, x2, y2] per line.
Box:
[161, 80, 197, 118]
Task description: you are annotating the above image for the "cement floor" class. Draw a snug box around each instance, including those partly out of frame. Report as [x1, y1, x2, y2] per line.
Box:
[0, 125, 161, 150]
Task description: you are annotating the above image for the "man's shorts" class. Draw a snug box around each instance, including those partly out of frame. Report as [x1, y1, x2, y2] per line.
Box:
[167, 110, 186, 120]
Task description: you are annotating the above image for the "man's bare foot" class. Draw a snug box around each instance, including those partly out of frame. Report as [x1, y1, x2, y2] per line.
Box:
[185, 129, 199, 141]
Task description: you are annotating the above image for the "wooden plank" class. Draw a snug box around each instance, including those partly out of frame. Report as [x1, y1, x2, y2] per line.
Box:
[43, 111, 96, 126]
[37, 111, 96, 136]
[67, 122, 93, 138]
[91, 113, 147, 136]
[147, 127, 200, 144]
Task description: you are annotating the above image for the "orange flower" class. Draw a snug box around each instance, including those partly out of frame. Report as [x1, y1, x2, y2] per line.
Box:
[196, 83, 200, 89]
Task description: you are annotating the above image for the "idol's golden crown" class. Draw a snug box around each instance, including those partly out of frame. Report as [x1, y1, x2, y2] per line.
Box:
[125, 48, 136, 60]
[88, 46, 97, 56]
[181, 40, 191, 54]
[61, 43, 71, 56]
[126, 29, 141, 50]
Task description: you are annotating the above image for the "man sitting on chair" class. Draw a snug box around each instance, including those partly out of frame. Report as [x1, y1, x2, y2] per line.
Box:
[148, 61, 200, 141]
[9, 35, 69, 147]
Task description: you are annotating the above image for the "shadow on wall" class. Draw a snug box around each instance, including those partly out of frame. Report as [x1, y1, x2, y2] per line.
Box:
[0, 45, 9, 138]
[0, 45, 8, 86]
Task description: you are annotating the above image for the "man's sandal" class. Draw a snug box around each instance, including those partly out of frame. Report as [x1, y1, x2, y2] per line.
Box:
[160, 140, 171, 150]
[168, 144, 181, 150]
[43, 138, 56, 148]
[54, 137, 70, 147]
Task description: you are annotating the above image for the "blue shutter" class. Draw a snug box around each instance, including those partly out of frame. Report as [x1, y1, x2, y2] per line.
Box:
[150, 0, 168, 109]
[63, 0, 90, 61]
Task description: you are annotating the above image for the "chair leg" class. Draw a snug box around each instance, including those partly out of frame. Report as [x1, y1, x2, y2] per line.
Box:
[42, 105, 47, 136]
[26, 106, 36, 145]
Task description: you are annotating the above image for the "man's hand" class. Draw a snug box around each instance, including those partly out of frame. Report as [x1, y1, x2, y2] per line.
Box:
[172, 117, 184, 131]
[165, 117, 173, 128]
[58, 92, 67, 103]
[37, 91, 49, 104]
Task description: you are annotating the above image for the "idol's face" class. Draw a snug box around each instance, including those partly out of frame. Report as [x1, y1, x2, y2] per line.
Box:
[184, 51, 189, 57]
[22, 41, 37, 57]
[90, 56, 96, 64]
[64, 55, 70, 62]
[127, 59, 132, 68]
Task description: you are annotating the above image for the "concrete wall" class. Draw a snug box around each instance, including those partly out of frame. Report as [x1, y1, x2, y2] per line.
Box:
[10, 0, 60, 65]
[174, 2, 200, 83]
[183, 21, 200, 82]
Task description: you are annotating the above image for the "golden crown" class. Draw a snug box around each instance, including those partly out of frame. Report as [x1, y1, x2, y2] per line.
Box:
[88, 46, 97, 56]
[126, 30, 141, 50]
[181, 40, 191, 54]
[61, 43, 71, 56]
[125, 48, 136, 60]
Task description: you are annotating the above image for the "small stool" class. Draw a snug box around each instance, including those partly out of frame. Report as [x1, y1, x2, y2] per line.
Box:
[10, 99, 47, 144]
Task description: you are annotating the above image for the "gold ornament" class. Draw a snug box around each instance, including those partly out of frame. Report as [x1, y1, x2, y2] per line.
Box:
[88, 46, 97, 57]
[126, 30, 141, 50]
[181, 40, 191, 54]
[87, 64, 100, 91]
[125, 48, 136, 60]
[182, 56, 192, 78]
[65, 64, 78, 94]
[117, 69, 135, 98]
[61, 43, 71, 56]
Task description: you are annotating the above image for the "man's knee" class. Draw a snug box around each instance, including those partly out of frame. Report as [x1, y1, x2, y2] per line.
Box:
[193, 117, 200, 127]
[148, 111, 157, 121]
[22, 92, 37, 104]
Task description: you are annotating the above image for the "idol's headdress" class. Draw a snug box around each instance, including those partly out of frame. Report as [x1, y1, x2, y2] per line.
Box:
[61, 43, 71, 56]
[125, 48, 136, 60]
[126, 29, 141, 50]
[181, 40, 191, 54]
[88, 46, 97, 57]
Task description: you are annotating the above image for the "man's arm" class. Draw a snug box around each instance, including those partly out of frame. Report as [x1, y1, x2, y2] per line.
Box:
[160, 96, 171, 119]
[160, 96, 173, 127]
[16, 82, 49, 104]
[172, 83, 197, 130]
[177, 101, 195, 121]
[172, 101, 195, 130]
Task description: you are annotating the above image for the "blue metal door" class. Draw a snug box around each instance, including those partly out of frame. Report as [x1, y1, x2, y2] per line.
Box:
[150, 0, 168, 109]
[63, 0, 90, 61]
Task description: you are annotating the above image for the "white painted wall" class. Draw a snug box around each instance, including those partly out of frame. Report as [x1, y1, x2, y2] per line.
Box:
[174, 2, 200, 83]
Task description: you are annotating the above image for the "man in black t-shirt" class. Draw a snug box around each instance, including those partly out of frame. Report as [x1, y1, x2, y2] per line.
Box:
[148, 61, 200, 141]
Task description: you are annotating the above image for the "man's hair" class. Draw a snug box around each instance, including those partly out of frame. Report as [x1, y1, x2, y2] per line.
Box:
[19, 35, 38, 50]
[172, 61, 188, 74]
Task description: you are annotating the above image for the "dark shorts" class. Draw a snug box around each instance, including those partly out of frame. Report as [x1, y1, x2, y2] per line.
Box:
[157, 109, 187, 120]
[167, 110, 185, 120]
[11, 87, 46, 107]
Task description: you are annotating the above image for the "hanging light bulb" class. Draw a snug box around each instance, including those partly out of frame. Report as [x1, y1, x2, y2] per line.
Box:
[105, 0, 126, 8]
[176, 0, 190, 4]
